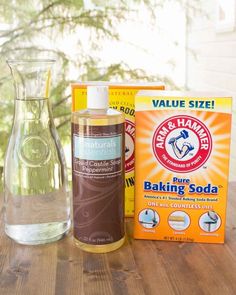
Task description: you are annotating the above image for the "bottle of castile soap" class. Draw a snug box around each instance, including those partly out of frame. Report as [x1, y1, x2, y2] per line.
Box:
[71, 85, 125, 253]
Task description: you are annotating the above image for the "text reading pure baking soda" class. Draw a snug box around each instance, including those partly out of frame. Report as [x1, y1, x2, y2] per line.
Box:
[143, 177, 218, 197]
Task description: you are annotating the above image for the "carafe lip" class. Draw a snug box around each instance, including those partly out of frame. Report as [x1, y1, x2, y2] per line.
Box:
[6, 59, 56, 65]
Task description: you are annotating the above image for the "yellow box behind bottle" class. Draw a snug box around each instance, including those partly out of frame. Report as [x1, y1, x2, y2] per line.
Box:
[71, 82, 165, 216]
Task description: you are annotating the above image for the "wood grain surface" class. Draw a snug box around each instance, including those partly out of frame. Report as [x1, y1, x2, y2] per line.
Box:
[0, 183, 236, 295]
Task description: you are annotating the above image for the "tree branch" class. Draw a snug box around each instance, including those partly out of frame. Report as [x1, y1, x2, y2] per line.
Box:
[52, 95, 70, 110]
[56, 118, 70, 129]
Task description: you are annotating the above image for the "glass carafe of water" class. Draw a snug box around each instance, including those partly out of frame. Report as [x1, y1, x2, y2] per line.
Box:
[4, 59, 71, 245]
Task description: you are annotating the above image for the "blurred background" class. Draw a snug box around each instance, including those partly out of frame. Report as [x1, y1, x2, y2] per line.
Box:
[0, 0, 235, 189]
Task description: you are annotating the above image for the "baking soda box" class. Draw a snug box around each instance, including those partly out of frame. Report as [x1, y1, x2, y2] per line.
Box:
[71, 82, 165, 216]
[134, 91, 232, 243]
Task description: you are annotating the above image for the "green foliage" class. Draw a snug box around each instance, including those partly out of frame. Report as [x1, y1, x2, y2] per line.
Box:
[0, 0, 204, 190]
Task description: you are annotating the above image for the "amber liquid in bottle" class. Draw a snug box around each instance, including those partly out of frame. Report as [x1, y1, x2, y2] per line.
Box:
[71, 86, 125, 253]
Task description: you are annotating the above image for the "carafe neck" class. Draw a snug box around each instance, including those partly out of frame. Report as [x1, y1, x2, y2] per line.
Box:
[14, 98, 51, 121]
[7, 59, 54, 101]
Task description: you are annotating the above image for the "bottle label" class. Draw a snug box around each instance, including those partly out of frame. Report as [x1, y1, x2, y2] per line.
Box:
[72, 123, 125, 245]
[74, 135, 121, 160]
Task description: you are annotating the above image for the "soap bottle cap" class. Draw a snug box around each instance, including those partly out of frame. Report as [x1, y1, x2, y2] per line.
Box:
[87, 85, 109, 109]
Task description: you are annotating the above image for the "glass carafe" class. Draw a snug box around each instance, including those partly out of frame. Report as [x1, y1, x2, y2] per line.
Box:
[4, 59, 71, 245]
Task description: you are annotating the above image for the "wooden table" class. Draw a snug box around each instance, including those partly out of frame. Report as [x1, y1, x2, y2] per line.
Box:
[0, 183, 236, 295]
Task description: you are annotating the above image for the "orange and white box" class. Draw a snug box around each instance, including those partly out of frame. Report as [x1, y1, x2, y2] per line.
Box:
[71, 82, 165, 216]
[134, 91, 232, 243]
